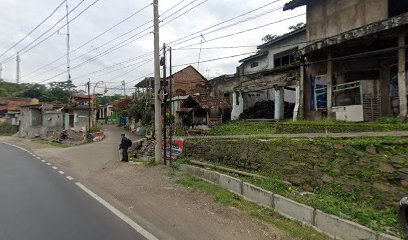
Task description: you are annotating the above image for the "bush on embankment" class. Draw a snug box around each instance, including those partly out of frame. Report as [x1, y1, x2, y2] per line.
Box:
[0, 122, 18, 136]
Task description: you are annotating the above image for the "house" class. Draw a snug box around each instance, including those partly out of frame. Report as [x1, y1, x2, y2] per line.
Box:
[19, 103, 64, 138]
[70, 93, 92, 106]
[135, 66, 208, 126]
[96, 104, 115, 122]
[62, 106, 94, 132]
[0, 97, 39, 125]
[209, 27, 307, 121]
[180, 95, 230, 127]
[284, 0, 408, 121]
[207, 74, 240, 122]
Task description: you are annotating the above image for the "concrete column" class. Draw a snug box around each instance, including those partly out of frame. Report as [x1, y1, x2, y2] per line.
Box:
[231, 91, 244, 120]
[327, 52, 333, 118]
[398, 34, 407, 120]
[274, 87, 284, 120]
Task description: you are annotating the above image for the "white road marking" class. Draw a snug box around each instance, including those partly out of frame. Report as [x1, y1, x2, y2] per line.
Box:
[52, 166, 58, 170]
[36, 157, 41, 160]
[41, 160, 46, 163]
[46, 163, 51, 166]
[58, 171, 64, 175]
[66, 176, 74, 181]
[75, 182, 158, 240]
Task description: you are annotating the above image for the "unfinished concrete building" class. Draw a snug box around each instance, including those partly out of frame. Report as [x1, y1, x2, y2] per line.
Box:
[284, 0, 408, 121]
[231, 27, 307, 120]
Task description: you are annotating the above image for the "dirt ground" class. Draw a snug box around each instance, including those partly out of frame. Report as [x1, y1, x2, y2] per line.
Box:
[1, 125, 296, 240]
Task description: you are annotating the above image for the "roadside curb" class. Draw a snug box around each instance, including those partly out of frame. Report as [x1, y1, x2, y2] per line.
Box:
[180, 164, 401, 240]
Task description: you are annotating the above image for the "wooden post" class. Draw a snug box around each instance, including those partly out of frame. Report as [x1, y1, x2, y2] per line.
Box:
[398, 34, 407, 120]
[327, 52, 333, 118]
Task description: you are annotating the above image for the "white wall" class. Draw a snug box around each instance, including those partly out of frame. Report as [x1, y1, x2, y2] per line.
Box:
[242, 31, 307, 75]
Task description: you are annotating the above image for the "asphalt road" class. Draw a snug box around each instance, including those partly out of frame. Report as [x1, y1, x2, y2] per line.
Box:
[0, 143, 148, 240]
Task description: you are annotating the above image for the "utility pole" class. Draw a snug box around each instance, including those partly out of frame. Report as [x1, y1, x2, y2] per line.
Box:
[87, 80, 91, 131]
[16, 52, 20, 84]
[153, 0, 163, 164]
[122, 80, 126, 96]
[65, 0, 71, 83]
[161, 43, 167, 165]
[169, 47, 173, 165]
[0, 63, 3, 80]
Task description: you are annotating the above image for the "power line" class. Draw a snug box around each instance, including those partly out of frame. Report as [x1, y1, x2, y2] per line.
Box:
[167, 0, 283, 46]
[0, 0, 66, 60]
[24, 0, 195, 82]
[174, 13, 306, 49]
[20, 0, 101, 56]
[1, 0, 87, 64]
[22, 2, 152, 79]
[35, 0, 208, 84]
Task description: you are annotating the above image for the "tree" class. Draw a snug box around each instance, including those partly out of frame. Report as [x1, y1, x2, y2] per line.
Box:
[262, 34, 279, 43]
[289, 22, 306, 31]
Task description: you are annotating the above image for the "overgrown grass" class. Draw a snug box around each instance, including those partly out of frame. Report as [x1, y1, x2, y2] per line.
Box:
[175, 174, 330, 240]
[206, 120, 408, 136]
[174, 149, 404, 237]
[37, 140, 70, 148]
[0, 122, 18, 136]
[245, 176, 401, 236]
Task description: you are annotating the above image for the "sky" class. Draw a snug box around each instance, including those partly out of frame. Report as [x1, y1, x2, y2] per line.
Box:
[0, 0, 305, 95]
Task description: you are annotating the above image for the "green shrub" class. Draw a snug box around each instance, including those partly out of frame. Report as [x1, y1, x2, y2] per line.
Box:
[0, 122, 18, 136]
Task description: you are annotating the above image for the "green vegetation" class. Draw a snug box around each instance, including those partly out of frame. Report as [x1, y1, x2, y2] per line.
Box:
[175, 173, 330, 240]
[0, 122, 18, 136]
[37, 140, 70, 148]
[206, 120, 408, 136]
[181, 136, 408, 236]
[0, 80, 77, 103]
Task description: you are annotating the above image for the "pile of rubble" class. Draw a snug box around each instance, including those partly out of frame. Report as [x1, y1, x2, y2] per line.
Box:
[132, 138, 155, 158]
[239, 100, 295, 119]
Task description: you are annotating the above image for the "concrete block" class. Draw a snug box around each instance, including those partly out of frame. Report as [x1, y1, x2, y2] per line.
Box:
[314, 210, 377, 240]
[242, 182, 273, 208]
[376, 233, 401, 240]
[219, 174, 243, 194]
[273, 194, 314, 225]
[181, 164, 205, 178]
[202, 169, 220, 184]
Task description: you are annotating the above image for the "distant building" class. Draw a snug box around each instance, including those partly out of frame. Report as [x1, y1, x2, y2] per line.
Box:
[19, 103, 64, 138]
[0, 97, 39, 125]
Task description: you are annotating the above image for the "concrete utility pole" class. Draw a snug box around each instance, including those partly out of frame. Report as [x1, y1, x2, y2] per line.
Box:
[0, 63, 3, 80]
[169, 47, 173, 165]
[153, 0, 163, 164]
[122, 80, 126, 96]
[16, 52, 20, 84]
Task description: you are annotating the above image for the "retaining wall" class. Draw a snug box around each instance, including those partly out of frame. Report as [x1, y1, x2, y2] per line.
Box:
[180, 164, 401, 240]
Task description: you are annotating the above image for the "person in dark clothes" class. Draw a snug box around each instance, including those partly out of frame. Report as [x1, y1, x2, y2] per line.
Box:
[119, 133, 132, 162]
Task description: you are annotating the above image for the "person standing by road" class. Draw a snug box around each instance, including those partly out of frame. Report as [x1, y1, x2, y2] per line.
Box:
[119, 133, 132, 162]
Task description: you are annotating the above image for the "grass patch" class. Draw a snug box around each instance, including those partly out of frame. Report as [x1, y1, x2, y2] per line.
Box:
[0, 122, 18, 136]
[37, 140, 70, 148]
[245, 176, 401, 236]
[205, 120, 408, 136]
[176, 174, 330, 240]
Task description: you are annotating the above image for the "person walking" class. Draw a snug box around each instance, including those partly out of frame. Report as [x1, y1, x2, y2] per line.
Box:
[119, 133, 132, 162]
